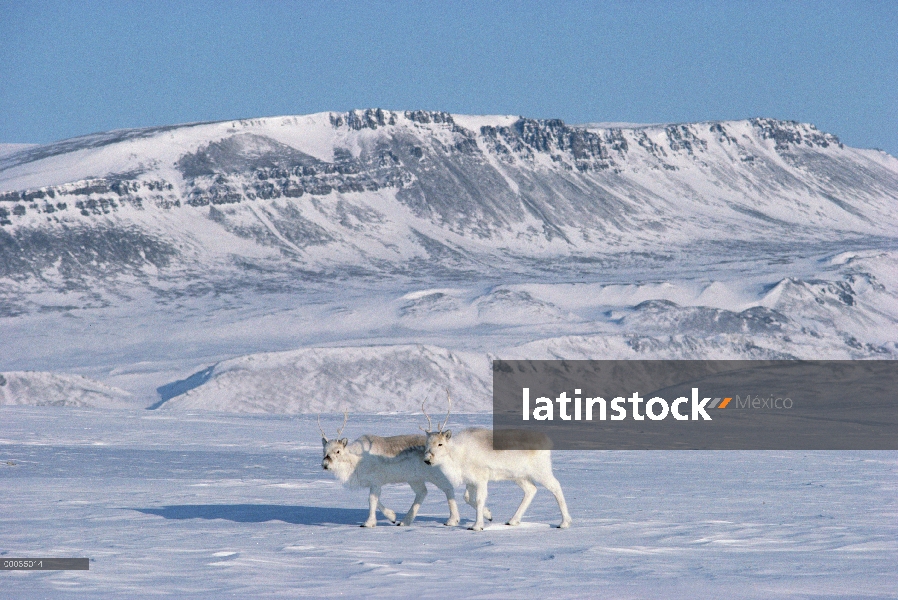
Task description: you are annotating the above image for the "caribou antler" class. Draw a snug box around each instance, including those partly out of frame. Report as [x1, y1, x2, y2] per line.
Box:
[335, 410, 348, 438]
[318, 411, 348, 440]
[440, 388, 452, 432]
[316, 414, 328, 441]
[421, 391, 451, 432]
[420, 398, 433, 432]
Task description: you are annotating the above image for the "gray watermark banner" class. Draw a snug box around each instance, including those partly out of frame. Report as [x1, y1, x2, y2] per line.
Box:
[492, 360, 898, 450]
[1, 558, 89, 570]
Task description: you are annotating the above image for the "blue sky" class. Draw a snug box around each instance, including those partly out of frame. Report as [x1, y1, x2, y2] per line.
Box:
[2, 1, 896, 155]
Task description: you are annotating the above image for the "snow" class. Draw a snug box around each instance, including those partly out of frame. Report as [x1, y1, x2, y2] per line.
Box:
[580, 121, 661, 130]
[0, 372, 132, 408]
[1, 111, 898, 595]
[1, 408, 895, 598]
[0, 143, 39, 160]
[154, 345, 490, 413]
[451, 114, 522, 131]
[2, 245, 897, 411]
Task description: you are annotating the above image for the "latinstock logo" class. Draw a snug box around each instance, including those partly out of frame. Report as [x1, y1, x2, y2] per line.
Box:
[493, 360, 896, 450]
[521, 388, 733, 421]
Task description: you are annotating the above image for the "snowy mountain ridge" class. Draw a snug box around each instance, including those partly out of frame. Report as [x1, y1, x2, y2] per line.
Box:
[1, 110, 897, 411]
[2, 111, 896, 276]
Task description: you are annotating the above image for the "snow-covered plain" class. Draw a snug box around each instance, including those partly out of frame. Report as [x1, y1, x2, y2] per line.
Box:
[1, 409, 895, 599]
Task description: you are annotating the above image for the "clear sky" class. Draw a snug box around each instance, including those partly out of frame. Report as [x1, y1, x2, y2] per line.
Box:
[1, 1, 896, 155]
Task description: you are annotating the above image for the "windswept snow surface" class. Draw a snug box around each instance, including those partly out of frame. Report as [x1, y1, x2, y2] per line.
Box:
[1, 409, 895, 599]
[155, 344, 490, 413]
[0, 372, 132, 408]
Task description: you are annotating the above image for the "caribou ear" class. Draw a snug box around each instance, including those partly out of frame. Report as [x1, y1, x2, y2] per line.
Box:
[444, 430, 451, 439]
[322, 438, 328, 447]
[339, 438, 348, 446]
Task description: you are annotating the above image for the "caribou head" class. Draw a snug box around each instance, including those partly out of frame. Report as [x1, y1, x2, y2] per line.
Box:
[319, 411, 349, 471]
[422, 390, 452, 465]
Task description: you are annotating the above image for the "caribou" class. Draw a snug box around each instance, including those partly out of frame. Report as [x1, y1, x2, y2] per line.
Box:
[319, 412, 488, 527]
[422, 393, 573, 531]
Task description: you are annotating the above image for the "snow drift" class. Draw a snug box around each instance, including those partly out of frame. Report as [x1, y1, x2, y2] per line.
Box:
[154, 344, 490, 413]
[0, 371, 133, 408]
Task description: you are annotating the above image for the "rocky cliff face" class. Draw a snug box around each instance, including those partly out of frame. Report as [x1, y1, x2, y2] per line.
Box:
[0, 110, 896, 299]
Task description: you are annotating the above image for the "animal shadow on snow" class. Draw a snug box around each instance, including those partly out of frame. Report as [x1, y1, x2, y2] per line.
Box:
[132, 504, 447, 526]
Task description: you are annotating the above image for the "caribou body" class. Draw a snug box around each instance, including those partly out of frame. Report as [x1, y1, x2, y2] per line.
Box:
[319, 413, 487, 527]
[421, 397, 572, 531]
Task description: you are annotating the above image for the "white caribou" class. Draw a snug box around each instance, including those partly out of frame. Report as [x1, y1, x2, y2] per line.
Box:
[319, 412, 487, 527]
[421, 395, 572, 531]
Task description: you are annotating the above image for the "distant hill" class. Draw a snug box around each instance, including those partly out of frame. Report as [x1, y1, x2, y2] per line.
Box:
[1, 111, 896, 411]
